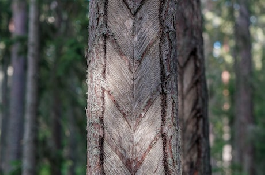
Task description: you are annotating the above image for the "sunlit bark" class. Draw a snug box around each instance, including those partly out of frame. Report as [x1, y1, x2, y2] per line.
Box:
[86, 0, 181, 174]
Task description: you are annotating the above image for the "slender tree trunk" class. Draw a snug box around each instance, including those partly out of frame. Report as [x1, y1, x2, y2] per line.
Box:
[0, 3, 11, 171]
[0, 53, 9, 174]
[50, 3, 63, 174]
[66, 75, 78, 175]
[67, 101, 77, 175]
[86, 0, 180, 174]
[6, 0, 27, 173]
[51, 91, 63, 175]
[22, 0, 39, 174]
[176, 1, 211, 175]
[234, 0, 255, 174]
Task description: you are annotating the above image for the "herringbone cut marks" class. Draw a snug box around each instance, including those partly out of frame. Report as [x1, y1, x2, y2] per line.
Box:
[87, 0, 179, 174]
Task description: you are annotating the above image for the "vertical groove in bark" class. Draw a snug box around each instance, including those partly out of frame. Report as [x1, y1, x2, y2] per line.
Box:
[160, 1, 169, 173]
[87, 0, 180, 174]
[234, 0, 254, 174]
[6, 0, 27, 173]
[176, 0, 211, 174]
[22, 0, 39, 174]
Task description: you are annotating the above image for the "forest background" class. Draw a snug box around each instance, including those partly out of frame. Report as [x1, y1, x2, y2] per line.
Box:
[0, 0, 265, 175]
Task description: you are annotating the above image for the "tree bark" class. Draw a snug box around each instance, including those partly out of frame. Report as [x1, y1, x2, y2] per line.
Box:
[234, 0, 255, 174]
[176, 1, 211, 175]
[6, 0, 27, 173]
[22, 0, 39, 174]
[86, 0, 180, 174]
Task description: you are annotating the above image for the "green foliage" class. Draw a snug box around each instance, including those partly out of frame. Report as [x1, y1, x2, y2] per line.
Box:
[9, 161, 21, 175]
[34, 0, 88, 174]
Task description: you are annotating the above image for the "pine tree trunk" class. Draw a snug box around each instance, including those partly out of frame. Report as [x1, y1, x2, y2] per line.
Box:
[51, 92, 62, 175]
[234, 0, 254, 174]
[176, 1, 211, 175]
[86, 0, 180, 174]
[67, 100, 77, 175]
[67, 76, 78, 175]
[0, 53, 9, 174]
[6, 0, 27, 173]
[50, 2, 63, 174]
[22, 0, 39, 174]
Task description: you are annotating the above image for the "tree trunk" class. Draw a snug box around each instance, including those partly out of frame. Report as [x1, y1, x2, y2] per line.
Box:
[176, 1, 211, 175]
[0, 3, 11, 171]
[51, 92, 63, 175]
[6, 0, 27, 173]
[66, 75, 78, 175]
[67, 101, 77, 175]
[22, 0, 39, 174]
[50, 2, 63, 174]
[234, 0, 255, 174]
[0, 53, 9, 174]
[86, 0, 180, 174]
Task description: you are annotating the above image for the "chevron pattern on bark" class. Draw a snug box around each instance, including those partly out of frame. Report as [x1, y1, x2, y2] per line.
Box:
[87, 0, 180, 174]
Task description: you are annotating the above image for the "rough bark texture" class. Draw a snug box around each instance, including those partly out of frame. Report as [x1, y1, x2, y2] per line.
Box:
[6, 0, 27, 173]
[176, 1, 211, 175]
[234, 0, 255, 174]
[86, 0, 181, 174]
[22, 0, 39, 174]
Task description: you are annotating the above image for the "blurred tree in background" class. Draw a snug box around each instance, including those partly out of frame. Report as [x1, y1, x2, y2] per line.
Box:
[0, 0, 264, 174]
[176, 0, 211, 174]
[0, 0, 88, 174]
[203, 0, 265, 174]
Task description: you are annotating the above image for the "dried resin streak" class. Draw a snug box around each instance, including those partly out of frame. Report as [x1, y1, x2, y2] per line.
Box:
[86, 0, 181, 174]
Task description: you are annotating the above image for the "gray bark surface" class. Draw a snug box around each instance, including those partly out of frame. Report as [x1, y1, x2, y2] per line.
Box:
[176, 0, 211, 175]
[22, 0, 39, 174]
[6, 0, 27, 173]
[234, 0, 255, 174]
[86, 0, 181, 174]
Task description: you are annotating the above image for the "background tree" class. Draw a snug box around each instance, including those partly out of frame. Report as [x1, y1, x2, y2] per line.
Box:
[234, 0, 255, 174]
[5, 0, 27, 173]
[86, 0, 180, 174]
[176, 0, 211, 174]
[22, 0, 39, 174]
[0, 1, 11, 173]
